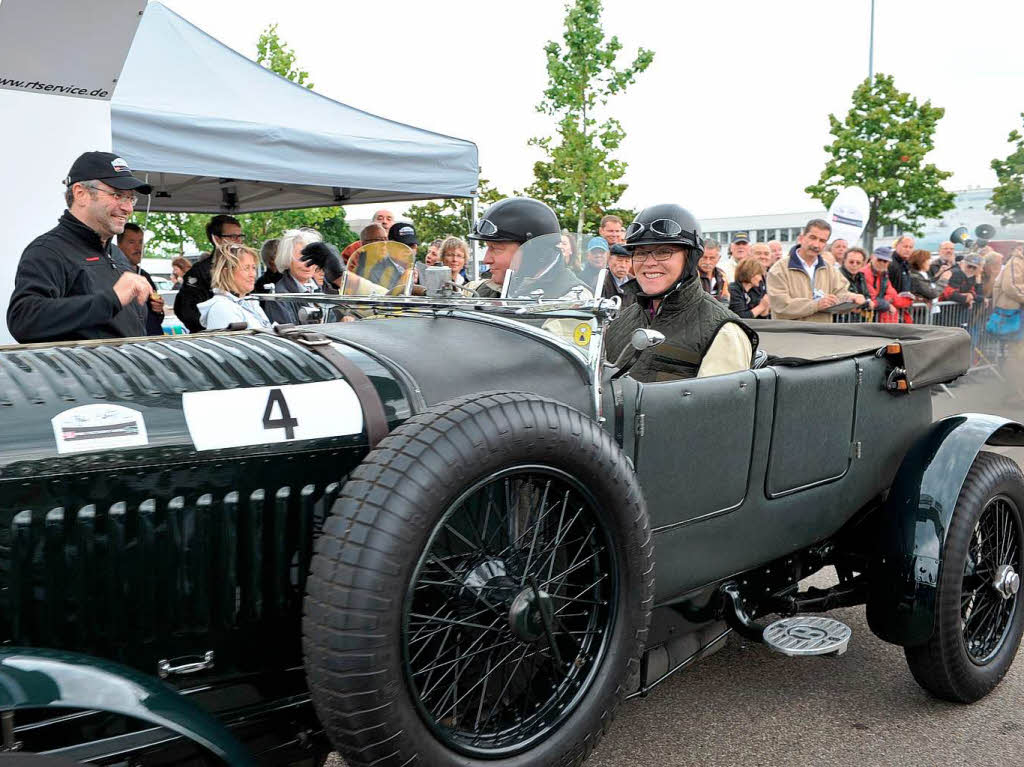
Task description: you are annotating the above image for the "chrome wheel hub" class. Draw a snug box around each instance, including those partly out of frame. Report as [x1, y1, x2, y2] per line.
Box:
[992, 564, 1020, 600]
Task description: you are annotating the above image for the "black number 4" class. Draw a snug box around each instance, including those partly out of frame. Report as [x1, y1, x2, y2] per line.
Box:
[262, 388, 299, 440]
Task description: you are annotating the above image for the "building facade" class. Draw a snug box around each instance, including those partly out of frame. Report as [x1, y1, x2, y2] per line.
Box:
[698, 188, 1023, 252]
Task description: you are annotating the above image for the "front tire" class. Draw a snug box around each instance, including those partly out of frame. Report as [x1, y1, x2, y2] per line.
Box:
[303, 392, 654, 767]
[905, 451, 1024, 702]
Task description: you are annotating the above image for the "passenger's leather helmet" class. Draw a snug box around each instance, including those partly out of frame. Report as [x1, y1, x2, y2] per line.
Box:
[624, 203, 704, 256]
[626, 204, 704, 291]
[468, 197, 561, 244]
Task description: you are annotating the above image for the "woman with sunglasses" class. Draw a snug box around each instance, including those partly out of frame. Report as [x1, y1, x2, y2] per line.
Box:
[603, 204, 757, 382]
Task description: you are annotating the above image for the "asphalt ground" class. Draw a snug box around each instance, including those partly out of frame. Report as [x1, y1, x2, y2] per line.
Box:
[329, 373, 1024, 767]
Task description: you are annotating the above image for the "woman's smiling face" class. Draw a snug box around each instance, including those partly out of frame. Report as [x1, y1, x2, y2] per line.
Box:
[632, 245, 686, 295]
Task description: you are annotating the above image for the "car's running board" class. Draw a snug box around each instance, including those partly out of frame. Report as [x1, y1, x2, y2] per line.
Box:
[626, 625, 732, 700]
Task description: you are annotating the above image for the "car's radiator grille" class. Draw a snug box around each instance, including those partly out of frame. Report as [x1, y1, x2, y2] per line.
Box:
[2, 477, 343, 674]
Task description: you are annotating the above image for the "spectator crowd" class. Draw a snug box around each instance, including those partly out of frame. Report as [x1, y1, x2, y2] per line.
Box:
[7, 150, 1024, 402]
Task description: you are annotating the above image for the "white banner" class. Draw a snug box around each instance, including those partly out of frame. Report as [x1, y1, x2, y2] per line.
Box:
[0, 0, 147, 101]
[827, 186, 871, 246]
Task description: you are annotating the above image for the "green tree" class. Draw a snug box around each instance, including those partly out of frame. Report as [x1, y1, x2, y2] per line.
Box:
[524, 0, 653, 236]
[989, 113, 1024, 226]
[143, 25, 355, 254]
[256, 23, 313, 89]
[407, 176, 504, 249]
[805, 74, 955, 252]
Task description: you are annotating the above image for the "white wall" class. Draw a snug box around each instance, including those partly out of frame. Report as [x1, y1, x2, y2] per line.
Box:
[0, 91, 112, 343]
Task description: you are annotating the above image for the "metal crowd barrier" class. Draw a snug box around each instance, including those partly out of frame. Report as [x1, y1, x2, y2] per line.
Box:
[832, 299, 1006, 378]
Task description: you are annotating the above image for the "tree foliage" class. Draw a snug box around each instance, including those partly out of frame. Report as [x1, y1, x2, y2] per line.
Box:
[523, 0, 653, 235]
[989, 113, 1024, 226]
[805, 74, 954, 251]
[142, 25, 355, 255]
[256, 23, 314, 89]
[407, 176, 504, 247]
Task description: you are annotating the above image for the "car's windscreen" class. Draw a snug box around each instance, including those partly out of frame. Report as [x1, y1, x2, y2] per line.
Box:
[499, 232, 604, 353]
[339, 241, 415, 296]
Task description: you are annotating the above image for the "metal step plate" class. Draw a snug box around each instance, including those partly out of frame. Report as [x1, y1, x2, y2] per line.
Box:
[763, 616, 852, 657]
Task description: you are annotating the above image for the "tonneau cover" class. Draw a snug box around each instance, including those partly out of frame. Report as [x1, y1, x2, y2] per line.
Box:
[750, 320, 970, 390]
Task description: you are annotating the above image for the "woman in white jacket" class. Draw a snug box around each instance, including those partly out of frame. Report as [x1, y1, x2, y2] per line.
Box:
[197, 243, 272, 330]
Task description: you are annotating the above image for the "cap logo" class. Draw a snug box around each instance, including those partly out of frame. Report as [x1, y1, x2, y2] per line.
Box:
[111, 157, 130, 172]
[400, 226, 414, 236]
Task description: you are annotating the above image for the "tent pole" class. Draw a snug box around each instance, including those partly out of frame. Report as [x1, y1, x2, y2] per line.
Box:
[470, 195, 480, 281]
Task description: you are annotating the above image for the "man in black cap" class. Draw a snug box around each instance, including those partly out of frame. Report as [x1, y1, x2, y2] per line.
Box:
[721, 232, 750, 282]
[7, 151, 154, 343]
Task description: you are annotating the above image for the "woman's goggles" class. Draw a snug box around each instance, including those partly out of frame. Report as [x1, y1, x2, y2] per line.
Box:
[625, 218, 686, 241]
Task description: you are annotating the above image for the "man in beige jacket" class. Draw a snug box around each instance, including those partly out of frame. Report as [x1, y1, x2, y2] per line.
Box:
[766, 218, 866, 322]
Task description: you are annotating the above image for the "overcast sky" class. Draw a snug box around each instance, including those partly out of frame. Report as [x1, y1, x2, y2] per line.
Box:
[161, 0, 1024, 222]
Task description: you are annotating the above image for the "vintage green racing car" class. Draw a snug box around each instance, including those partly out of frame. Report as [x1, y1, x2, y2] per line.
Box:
[0, 267, 1022, 766]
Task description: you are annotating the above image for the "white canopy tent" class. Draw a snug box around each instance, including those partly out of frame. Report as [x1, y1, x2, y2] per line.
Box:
[111, 3, 479, 213]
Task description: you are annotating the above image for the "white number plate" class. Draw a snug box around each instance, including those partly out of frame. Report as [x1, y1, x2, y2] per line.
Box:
[182, 380, 364, 451]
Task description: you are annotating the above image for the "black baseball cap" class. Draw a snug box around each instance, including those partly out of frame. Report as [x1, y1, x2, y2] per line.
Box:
[610, 244, 631, 258]
[65, 151, 152, 194]
[731, 232, 750, 244]
[388, 221, 418, 247]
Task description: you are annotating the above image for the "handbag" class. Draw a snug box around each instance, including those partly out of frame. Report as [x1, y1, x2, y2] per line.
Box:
[987, 307, 1022, 337]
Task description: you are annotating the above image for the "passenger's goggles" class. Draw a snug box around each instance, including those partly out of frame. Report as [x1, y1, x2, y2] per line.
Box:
[625, 218, 685, 241]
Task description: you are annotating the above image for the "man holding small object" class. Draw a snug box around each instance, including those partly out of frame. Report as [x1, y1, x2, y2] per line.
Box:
[765, 218, 865, 323]
[7, 151, 153, 343]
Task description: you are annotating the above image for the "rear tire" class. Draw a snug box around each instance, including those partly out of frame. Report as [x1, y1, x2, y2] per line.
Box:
[303, 392, 654, 767]
[905, 451, 1024, 702]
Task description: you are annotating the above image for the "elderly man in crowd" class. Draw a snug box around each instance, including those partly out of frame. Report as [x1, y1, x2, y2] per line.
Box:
[373, 209, 395, 234]
[827, 239, 848, 267]
[7, 151, 153, 343]
[929, 240, 957, 287]
[720, 232, 750, 282]
[766, 218, 865, 322]
[766, 240, 784, 267]
[604, 244, 636, 305]
[117, 222, 165, 335]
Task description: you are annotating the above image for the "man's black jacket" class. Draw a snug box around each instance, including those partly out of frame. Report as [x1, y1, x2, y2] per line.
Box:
[174, 254, 213, 333]
[887, 256, 912, 293]
[7, 211, 145, 343]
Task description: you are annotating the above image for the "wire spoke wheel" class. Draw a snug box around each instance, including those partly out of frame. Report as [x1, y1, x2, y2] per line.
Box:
[403, 466, 616, 757]
[905, 451, 1024, 703]
[962, 496, 1021, 664]
[305, 392, 652, 767]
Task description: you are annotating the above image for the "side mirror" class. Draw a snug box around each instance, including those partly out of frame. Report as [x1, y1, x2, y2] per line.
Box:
[630, 328, 665, 352]
[610, 328, 665, 380]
